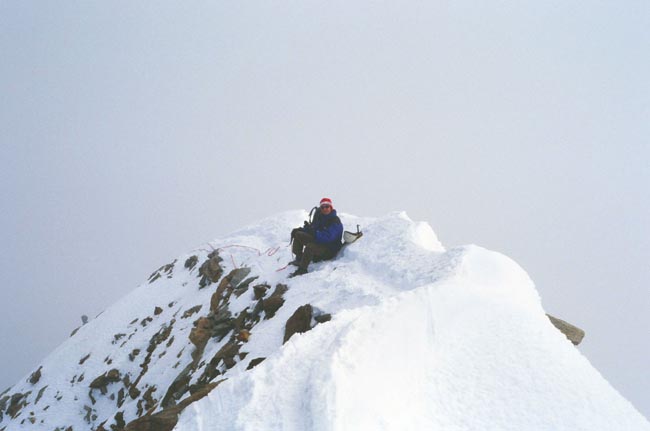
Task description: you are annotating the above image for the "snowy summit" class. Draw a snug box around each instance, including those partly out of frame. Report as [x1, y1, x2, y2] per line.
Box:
[1, 211, 648, 431]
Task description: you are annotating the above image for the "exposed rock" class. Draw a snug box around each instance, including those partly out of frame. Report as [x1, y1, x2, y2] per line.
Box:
[125, 408, 178, 431]
[154, 307, 163, 316]
[83, 405, 95, 423]
[247, 357, 266, 370]
[189, 317, 211, 351]
[79, 353, 91, 365]
[284, 304, 313, 343]
[192, 340, 242, 390]
[253, 283, 270, 300]
[7, 392, 29, 418]
[34, 386, 47, 405]
[181, 305, 202, 319]
[184, 255, 198, 271]
[117, 388, 126, 408]
[190, 307, 237, 362]
[198, 251, 224, 288]
[210, 309, 235, 341]
[210, 268, 252, 313]
[0, 394, 9, 412]
[232, 308, 252, 332]
[129, 386, 141, 400]
[129, 349, 141, 361]
[111, 411, 126, 431]
[148, 260, 176, 284]
[314, 313, 332, 323]
[136, 386, 157, 416]
[237, 329, 250, 342]
[262, 284, 289, 319]
[89, 369, 121, 395]
[547, 314, 585, 345]
[212, 341, 241, 371]
[230, 268, 253, 287]
[130, 322, 175, 392]
[148, 321, 174, 352]
[28, 367, 42, 385]
[160, 364, 193, 409]
[233, 276, 259, 297]
[125, 380, 223, 431]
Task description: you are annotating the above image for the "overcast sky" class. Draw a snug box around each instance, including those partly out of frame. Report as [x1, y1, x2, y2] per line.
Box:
[1, 0, 648, 418]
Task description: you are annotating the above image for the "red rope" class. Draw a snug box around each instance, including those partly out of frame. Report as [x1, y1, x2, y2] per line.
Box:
[265, 246, 281, 256]
[194, 242, 292, 271]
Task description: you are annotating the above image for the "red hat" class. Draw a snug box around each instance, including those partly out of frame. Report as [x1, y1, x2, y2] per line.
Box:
[320, 197, 333, 208]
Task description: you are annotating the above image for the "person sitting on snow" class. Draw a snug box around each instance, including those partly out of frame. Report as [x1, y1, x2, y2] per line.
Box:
[289, 197, 343, 277]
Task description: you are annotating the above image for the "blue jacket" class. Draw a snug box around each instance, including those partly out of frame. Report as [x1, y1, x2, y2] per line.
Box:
[311, 209, 343, 252]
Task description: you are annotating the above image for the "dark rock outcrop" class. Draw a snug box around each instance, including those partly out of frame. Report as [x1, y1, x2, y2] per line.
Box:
[198, 251, 224, 288]
[194, 341, 242, 387]
[189, 317, 212, 352]
[284, 304, 313, 343]
[6, 391, 30, 419]
[210, 268, 252, 313]
[148, 260, 176, 284]
[547, 314, 585, 345]
[136, 386, 157, 416]
[262, 284, 288, 319]
[125, 381, 223, 431]
[314, 313, 331, 323]
[237, 329, 250, 342]
[28, 366, 42, 385]
[89, 369, 121, 395]
[184, 255, 198, 271]
[253, 283, 270, 300]
[181, 305, 202, 319]
[247, 357, 266, 370]
[160, 364, 193, 409]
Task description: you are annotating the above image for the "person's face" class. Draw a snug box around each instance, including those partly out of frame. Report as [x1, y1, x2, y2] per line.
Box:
[320, 204, 332, 215]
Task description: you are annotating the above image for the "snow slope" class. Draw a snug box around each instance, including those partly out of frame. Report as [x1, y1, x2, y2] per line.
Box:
[1, 211, 648, 431]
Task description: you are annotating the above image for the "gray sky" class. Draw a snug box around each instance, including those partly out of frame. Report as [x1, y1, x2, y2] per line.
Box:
[1, 0, 648, 418]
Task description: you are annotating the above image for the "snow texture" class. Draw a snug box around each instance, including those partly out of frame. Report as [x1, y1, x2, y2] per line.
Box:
[1, 211, 648, 431]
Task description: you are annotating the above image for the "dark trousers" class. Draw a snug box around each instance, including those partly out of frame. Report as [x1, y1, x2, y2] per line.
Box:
[291, 230, 336, 271]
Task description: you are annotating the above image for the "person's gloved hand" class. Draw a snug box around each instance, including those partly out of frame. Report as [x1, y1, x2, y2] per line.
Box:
[303, 221, 315, 235]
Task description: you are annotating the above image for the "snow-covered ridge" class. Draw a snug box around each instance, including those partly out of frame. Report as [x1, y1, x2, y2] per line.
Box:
[1, 211, 648, 431]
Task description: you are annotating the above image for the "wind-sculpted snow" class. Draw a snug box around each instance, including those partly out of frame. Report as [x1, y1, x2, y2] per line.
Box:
[1, 211, 648, 431]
